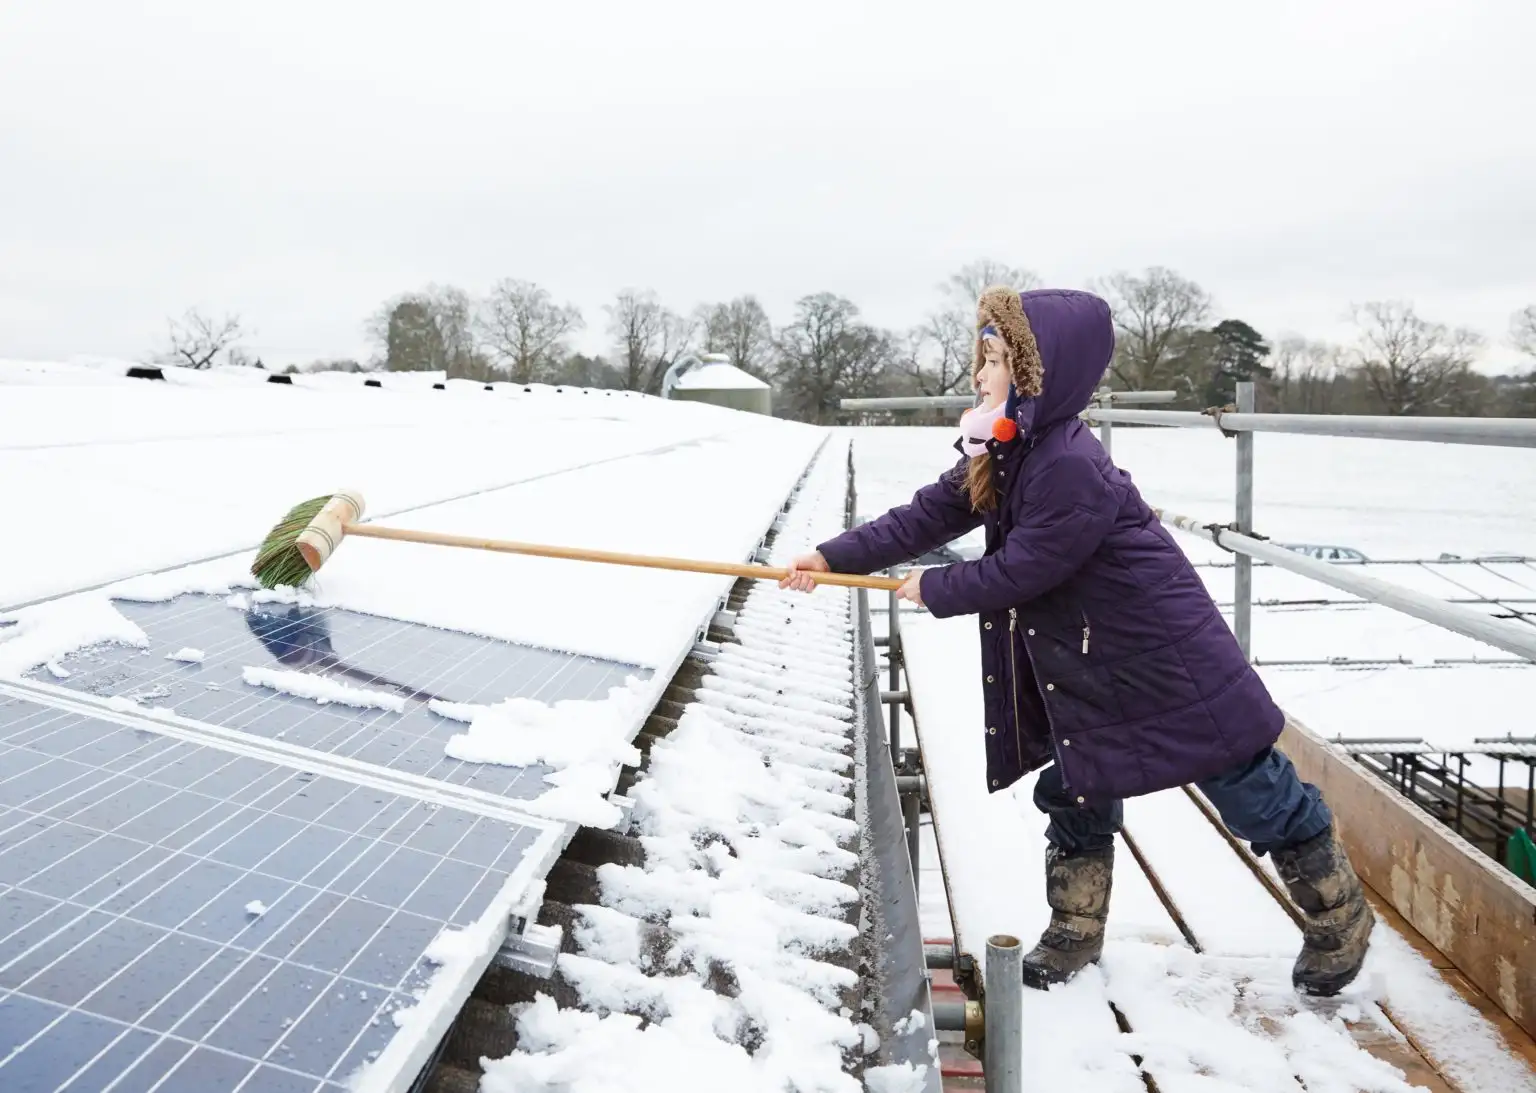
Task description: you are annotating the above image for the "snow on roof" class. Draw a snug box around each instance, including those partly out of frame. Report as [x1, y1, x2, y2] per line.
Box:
[1, 361, 817, 654]
[474, 441, 908, 1092]
[672, 360, 770, 391]
[0, 357, 917, 1090]
[0, 357, 823, 833]
[0, 358, 912, 1090]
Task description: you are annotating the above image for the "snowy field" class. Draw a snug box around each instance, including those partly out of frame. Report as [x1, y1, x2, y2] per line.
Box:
[844, 425, 1536, 763]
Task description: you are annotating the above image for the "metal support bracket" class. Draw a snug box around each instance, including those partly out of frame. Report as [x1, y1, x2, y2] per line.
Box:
[495, 879, 563, 978]
[495, 920, 565, 978]
[605, 794, 636, 833]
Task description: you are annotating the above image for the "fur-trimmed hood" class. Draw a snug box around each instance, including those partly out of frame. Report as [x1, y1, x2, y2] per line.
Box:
[974, 287, 1115, 433]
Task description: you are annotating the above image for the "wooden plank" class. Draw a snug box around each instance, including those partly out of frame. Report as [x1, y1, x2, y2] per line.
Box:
[1366, 890, 1536, 1078]
[1279, 714, 1536, 1042]
[1180, 784, 1496, 1091]
[1130, 783, 1457, 1089]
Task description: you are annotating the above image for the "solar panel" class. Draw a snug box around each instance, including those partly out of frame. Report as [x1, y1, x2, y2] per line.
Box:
[0, 695, 556, 1093]
[33, 593, 650, 804]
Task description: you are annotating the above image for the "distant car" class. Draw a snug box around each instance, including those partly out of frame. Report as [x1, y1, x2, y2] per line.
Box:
[1273, 543, 1369, 563]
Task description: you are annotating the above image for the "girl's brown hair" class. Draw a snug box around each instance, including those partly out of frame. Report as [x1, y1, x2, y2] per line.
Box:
[964, 454, 996, 513]
[963, 332, 1006, 513]
[961, 286, 1046, 514]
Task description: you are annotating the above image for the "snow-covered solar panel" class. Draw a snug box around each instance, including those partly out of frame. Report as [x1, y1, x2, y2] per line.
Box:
[0, 695, 554, 1093]
[30, 594, 648, 803]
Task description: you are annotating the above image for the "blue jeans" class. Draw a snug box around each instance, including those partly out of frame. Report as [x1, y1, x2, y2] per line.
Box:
[1034, 746, 1332, 857]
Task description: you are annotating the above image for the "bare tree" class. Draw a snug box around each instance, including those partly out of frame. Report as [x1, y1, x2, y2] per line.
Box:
[1094, 267, 1214, 395]
[1269, 336, 1352, 414]
[428, 284, 481, 380]
[1349, 301, 1483, 415]
[161, 308, 245, 370]
[365, 284, 485, 377]
[897, 312, 974, 399]
[893, 261, 1040, 402]
[942, 259, 1041, 308]
[774, 293, 894, 424]
[1502, 306, 1536, 416]
[552, 353, 624, 389]
[1512, 305, 1536, 361]
[606, 289, 694, 394]
[695, 296, 774, 377]
[478, 279, 583, 384]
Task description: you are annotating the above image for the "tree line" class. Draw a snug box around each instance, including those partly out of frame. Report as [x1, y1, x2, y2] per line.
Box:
[155, 263, 1536, 423]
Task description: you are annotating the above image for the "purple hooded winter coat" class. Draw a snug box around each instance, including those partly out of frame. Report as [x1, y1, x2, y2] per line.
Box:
[818, 288, 1284, 803]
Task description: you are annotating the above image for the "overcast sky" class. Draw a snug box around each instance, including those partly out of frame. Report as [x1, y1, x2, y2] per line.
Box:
[2, 0, 1533, 371]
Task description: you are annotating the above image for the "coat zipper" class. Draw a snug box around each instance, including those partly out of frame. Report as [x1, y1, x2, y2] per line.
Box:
[1008, 608, 1024, 763]
[1080, 610, 1091, 655]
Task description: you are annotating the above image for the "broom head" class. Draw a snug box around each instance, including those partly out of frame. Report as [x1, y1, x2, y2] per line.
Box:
[251, 489, 366, 589]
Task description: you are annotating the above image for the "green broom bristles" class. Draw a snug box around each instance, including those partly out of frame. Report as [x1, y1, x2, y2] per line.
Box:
[251, 495, 333, 590]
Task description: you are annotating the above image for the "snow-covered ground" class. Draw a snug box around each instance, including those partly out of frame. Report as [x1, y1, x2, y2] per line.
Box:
[844, 425, 1536, 763]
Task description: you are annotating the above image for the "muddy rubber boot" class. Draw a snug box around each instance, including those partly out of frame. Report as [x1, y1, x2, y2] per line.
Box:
[1020, 843, 1113, 991]
[1272, 823, 1375, 997]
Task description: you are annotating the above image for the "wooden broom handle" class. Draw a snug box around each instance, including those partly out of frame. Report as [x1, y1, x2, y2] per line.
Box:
[343, 523, 909, 591]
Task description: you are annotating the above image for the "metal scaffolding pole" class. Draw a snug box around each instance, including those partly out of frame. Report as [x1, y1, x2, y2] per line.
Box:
[1081, 407, 1536, 448]
[1156, 509, 1536, 662]
[1096, 386, 1114, 458]
[1234, 381, 1255, 660]
[839, 389, 1177, 413]
[984, 935, 1023, 1093]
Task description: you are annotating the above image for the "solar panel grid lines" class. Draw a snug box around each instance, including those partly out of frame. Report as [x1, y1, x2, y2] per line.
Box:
[0, 589, 681, 1093]
[0, 699, 563, 1093]
[0, 677, 564, 835]
[29, 595, 647, 806]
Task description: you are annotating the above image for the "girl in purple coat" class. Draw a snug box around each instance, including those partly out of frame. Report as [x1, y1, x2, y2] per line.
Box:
[783, 286, 1373, 996]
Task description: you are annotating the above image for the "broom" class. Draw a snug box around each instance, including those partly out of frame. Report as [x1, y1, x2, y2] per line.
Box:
[250, 490, 907, 592]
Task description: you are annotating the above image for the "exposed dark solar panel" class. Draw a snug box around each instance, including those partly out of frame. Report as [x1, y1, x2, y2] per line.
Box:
[32, 593, 650, 804]
[0, 698, 548, 1093]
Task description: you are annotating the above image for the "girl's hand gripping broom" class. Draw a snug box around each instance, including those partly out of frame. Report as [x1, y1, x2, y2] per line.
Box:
[250, 490, 907, 592]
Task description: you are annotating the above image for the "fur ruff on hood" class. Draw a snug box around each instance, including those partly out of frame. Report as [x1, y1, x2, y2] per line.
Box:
[973, 285, 1043, 399]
